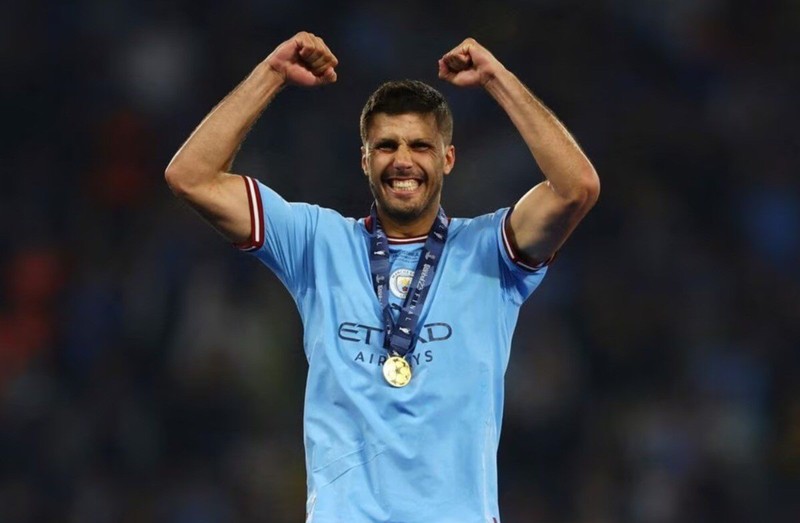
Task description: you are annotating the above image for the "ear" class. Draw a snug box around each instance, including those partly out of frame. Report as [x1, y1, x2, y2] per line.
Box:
[443, 144, 455, 176]
[361, 145, 368, 176]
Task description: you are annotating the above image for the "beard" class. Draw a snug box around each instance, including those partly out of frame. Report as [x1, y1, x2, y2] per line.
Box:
[368, 177, 442, 225]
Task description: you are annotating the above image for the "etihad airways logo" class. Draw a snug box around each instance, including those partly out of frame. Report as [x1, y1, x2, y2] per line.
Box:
[337, 321, 452, 368]
[337, 322, 452, 345]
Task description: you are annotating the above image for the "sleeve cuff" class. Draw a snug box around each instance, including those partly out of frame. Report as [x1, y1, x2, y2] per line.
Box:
[501, 208, 556, 272]
[233, 175, 265, 252]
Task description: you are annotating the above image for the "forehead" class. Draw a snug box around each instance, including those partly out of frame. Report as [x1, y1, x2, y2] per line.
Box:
[366, 112, 440, 142]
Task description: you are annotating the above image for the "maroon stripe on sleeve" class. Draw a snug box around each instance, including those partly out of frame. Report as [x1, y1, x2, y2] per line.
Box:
[251, 176, 264, 249]
[233, 176, 263, 251]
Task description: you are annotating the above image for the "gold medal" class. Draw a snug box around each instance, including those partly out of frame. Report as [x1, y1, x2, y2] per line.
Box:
[383, 355, 412, 387]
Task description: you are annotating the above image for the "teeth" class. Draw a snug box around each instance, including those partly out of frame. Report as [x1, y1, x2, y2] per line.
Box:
[390, 179, 420, 191]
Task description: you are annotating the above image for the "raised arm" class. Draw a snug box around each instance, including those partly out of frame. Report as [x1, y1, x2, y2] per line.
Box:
[439, 38, 599, 266]
[165, 32, 338, 243]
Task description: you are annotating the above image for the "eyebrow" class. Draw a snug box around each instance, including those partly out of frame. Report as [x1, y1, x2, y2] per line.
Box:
[372, 137, 433, 147]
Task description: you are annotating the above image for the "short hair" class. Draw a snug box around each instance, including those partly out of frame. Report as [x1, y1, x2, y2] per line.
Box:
[359, 80, 453, 145]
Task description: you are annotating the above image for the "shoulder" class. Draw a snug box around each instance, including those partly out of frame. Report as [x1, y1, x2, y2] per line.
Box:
[447, 208, 509, 239]
[310, 206, 371, 246]
[253, 177, 354, 226]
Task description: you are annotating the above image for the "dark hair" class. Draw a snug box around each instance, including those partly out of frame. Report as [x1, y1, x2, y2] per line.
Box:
[359, 80, 453, 145]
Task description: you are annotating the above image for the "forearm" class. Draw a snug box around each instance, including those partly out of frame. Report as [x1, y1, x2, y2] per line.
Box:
[165, 61, 285, 193]
[484, 69, 598, 203]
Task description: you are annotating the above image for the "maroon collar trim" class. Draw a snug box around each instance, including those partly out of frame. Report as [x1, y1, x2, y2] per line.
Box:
[363, 215, 446, 245]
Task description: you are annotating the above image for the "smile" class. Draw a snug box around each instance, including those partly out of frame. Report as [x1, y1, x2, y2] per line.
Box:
[388, 179, 421, 192]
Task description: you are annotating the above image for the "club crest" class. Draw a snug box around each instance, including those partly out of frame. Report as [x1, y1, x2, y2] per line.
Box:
[389, 268, 415, 299]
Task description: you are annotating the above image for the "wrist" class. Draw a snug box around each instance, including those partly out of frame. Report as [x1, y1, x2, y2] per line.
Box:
[259, 59, 289, 89]
[482, 66, 513, 94]
[231, 60, 286, 108]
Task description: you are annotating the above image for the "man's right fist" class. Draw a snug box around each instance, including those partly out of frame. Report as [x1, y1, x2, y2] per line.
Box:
[265, 32, 339, 87]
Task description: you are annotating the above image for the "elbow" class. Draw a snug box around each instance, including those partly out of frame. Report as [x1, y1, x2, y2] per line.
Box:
[164, 161, 198, 199]
[565, 167, 600, 211]
[164, 169, 188, 199]
[164, 165, 182, 196]
[582, 168, 600, 208]
[165, 162, 226, 203]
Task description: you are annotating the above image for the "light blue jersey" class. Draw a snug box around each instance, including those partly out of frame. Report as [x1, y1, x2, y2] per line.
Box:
[236, 176, 547, 523]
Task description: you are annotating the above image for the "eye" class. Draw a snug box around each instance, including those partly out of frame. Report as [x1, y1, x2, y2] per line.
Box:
[411, 142, 432, 151]
[374, 140, 397, 152]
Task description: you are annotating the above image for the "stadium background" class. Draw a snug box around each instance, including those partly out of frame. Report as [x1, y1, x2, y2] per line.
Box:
[1, 0, 799, 521]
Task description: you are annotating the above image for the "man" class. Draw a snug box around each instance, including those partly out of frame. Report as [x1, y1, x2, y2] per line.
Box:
[166, 31, 599, 523]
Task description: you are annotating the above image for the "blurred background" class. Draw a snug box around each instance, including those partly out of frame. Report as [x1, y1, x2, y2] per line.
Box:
[2, 0, 799, 521]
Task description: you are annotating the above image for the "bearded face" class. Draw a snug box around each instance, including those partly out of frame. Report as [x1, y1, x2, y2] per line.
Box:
[361, 113, 455, 230]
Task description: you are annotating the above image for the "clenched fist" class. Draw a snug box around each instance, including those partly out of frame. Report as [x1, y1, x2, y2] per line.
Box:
[438, 38, 505, 88]
[265, 32, 339, 87]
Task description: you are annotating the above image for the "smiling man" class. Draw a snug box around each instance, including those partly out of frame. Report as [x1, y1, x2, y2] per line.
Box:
[360, 89, 455, 236]
[166, 31, 599, 523]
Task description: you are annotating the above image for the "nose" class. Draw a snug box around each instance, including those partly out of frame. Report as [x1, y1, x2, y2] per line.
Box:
[393, 144, 413, 171]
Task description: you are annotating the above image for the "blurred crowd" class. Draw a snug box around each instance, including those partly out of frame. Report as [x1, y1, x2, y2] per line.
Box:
[1, 0, 799, 521]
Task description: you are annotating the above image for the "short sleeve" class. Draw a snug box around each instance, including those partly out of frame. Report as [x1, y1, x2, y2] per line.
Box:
[494, 208, 549, 304]
[234, 175, 319, 297]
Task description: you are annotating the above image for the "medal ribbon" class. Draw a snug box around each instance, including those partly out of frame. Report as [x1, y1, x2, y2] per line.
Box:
[369, 205, 448, 358]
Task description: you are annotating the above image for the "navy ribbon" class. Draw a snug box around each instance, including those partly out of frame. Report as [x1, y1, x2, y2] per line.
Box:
[369, 205, 448, 357]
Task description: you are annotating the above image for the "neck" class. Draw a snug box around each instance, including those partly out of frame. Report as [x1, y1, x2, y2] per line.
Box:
[376, 205, 439, 238]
